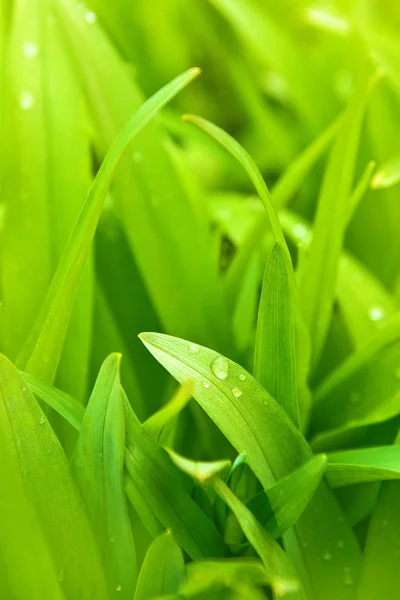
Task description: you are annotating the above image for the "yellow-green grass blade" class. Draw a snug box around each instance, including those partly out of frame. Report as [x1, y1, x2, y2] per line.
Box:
[326, 446, 400, 488]
[55, 0, 232, 353]
[16, 66, 200, 382]
[123, 398, 228, 559]
[134, 531, 185, 600]
[299, 61, 375, 367]
[183, 114, 310, 428]
[0, 354, 108, 598]
[0, 427, 64, 600]
[143, 380, 193, 445]
[140, 333, 362, 600]
[72, 354, 137, 599]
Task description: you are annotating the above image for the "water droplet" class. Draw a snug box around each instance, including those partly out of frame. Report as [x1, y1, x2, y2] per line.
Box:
[22, 41, 38, 58]
[344, 567, 354, 586]
[337, 540, 344, 549]
[110, 536, 115, 543]
[116, 585, 122, 592]
[323, 551, 332, 561]
[369, 306, 385, 322]
[202, 381, 210, 389]
[293, 223, 310, 240]
[239, 373, 246, 381]
[231, 386, 242, 398]
[58, 569, 65, 582]
[85, 11, 97, 24]
[39, 415, 46, 425]
[350, 393, 360, 405]
[189, 343, 199, 353]
[19, 91, 35, 110]
[210, 356, 229, 380]
[263, 400, 269, 407]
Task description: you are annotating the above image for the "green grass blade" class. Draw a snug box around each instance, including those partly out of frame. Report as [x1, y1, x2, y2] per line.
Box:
[134, 531, 185, 600]
[123, 398, 228, 559]
[0, 354, 108, 598]
[143, 381, 193, 445]
[182, 559, 268, 597]
[72, 353, 137, 598]
[298, 62, 375, 366]
[326, 446, 400, 488]
[371, 153, 400, 189]
[16, 66, 200, 382]
[254, 242, 299, 425]
[140, 332, 362, 600]
[247, 455, 327, 538]
[212, 478, 306, 600]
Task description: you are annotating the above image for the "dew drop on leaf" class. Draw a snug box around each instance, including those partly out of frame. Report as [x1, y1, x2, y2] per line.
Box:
[58, 569, 64, 582]
[344, 567, 354, 586]
[189, 343, 199, 353]
[19, 91, 35, 110]
[202, 381, 210, 389]
[323, 551, 332, 561]
[116, 585, 122, 592]
[238, 373, 246, 381]
[231, 386, 242, 398]
[85, 11, 97, 24]
[337, 540, 344, 549]
[369, 306, 385, 321]
[22, 41, 38, 59]
[39, 415, 46, 425]
[210, 356, 229, 380]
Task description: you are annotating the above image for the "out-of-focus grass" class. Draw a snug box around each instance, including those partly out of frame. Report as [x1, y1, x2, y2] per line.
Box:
[2, 0, 400, 598]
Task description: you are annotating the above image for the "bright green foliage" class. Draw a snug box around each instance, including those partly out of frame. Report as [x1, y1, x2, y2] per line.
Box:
[2, 1, 400, 599]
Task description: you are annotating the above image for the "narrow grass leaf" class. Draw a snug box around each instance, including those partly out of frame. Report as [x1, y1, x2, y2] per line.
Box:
[72, 353, 137, 598]
[0, 354, 108, 598]
[140, 333, 362, 600]
[17, 67, 200, 382]
[124, 398, 228, 559]
[371, 154, 400, 189]
[247, 455, 327, 538]
[212, 478, 306, 600]
[299, 62, 375, 366]
[143, 380, 194, 444]
[254, 242, 299, 425]
[326, 446, 400, 488]
[134, 531, 184, 600]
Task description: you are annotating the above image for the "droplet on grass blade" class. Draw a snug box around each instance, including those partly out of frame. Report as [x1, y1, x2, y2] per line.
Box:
[210, 356, 229, 380]
[369, 306, 385, 321]
[85, 11, 97, 24]
[231, 386, 242, 398]
[22, 41, 39, 58]
[19, 91, 35, 110]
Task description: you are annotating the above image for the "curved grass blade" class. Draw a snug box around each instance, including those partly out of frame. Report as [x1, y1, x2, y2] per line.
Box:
[0, 354, 108, 598]
[254, 242, 299, 425]
[72, 354, 137, 599]
[358, 433, 400, 599]
[212, 478, 306, 600]
[0, 429, 64, 600]
[124, 397, 228, 560]
[134, 531, 185, 600]
[326, 446, 400, 488]
[183, 114, 310, 427]
[143, 380, 194, 444]
[140, 333, 362, 600]
[371, 154, 400, 189]
[298, 62, 375, 366]
[311, 314, 400, 438]
[247, 455, 327, 539]
[17, 66, 201, 382]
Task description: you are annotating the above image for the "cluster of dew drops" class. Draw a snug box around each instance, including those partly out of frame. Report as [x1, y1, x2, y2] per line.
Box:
[189, 343, 247, 399]
[18, 4, 97, 112]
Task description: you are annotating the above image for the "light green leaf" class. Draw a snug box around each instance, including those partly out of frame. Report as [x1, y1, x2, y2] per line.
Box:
[72, 354, 137, 599]
[326, 446, 400, 488]
[247, 455, 327, 538]
[134, 531, 184, 600]
[0, 354, 108, 599]
[212, 478, 305, 599]
[182, 559, 268, 597]
[299, 62, 375, 365]
[140, 332, 362, 600]
[123, 398, 228, 559]
[166, 448, 231, 484]
[143, 380, 193, 444]
[254, 242, 299, 425]
[371, 154, 400, 189]
[17, 66, 201, 382]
